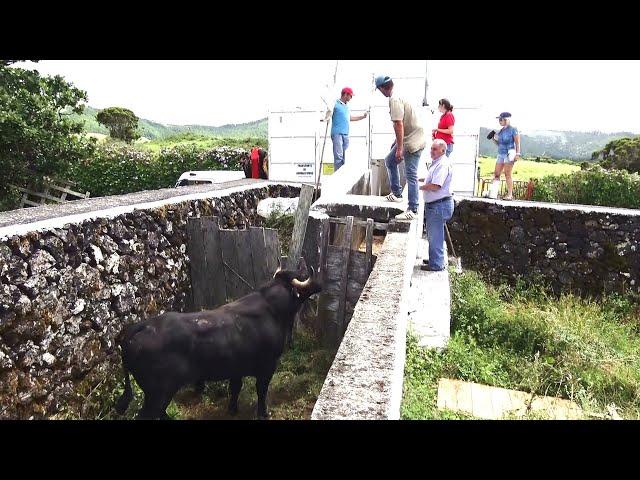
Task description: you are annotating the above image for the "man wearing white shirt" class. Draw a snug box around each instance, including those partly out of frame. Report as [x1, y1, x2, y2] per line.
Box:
[420, 139, 454, 271]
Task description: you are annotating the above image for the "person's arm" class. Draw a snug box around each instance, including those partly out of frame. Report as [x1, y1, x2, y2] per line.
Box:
[350, 112, 368, 121]
[514, 133, 521, 160]
[393, 120, 404, 162]
[434, 125, 454, 135]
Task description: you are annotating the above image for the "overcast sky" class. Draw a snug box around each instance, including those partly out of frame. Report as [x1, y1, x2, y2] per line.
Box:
[14, 60, 640, 134]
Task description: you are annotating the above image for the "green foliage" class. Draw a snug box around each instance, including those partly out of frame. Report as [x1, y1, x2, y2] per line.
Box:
[592, 136, 640, 173]
[480, 127, 638, 160]
[531, 165, 640, 208]
[96, 107, 141, 143]
[264, 207, 295, 256]
[402, 271, 640, 419]
[0, 63, 96, 208]
[69, 143, 249, 197]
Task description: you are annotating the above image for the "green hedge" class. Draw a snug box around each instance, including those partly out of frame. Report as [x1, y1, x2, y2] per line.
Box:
[532, 166, 640, 209]
[70, 144, 248, 197]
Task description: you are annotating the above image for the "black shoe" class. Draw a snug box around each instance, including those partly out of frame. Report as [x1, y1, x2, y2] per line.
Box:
[422, 259, 429, 265]
[422, 265, 446, 272]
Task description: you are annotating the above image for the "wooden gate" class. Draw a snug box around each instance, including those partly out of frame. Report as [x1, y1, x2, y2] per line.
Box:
[187, 216, 280, 311]
[317, 215, 380, 345]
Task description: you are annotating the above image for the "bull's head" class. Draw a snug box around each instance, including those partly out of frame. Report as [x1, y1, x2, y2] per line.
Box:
[273, 258, 322, 300]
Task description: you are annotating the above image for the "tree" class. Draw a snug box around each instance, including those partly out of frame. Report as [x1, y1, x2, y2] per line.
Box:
[96, 107, 141, 143]
[0, 62, 96, 209]
[592, 137, 640, 173]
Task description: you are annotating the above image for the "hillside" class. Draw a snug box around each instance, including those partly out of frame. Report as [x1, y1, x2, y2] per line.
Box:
[479, 127, 638, 160]
[74, 106, 268, 140]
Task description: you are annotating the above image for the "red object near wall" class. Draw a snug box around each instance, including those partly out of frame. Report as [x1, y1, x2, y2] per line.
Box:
[250, 148, 260, 179]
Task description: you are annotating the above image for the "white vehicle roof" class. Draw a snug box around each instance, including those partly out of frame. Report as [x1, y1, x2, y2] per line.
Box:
[175, 170, 246, 187]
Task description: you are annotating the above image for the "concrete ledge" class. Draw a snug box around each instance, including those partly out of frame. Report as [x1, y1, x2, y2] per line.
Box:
[311, 213, 418, 420]
[457, 195, 640, 216]
[0, 181, 301, 240]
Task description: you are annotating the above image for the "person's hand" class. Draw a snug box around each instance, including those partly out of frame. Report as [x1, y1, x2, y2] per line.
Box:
[395, 146, 404, 163]
[432, 129, 437, 136]
[363, 111, 368, 118]
[514, 154, 521, 162]
[419, 183, 429, 191]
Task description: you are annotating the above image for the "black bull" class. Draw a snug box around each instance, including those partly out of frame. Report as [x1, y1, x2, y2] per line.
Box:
[115, 264, 322, 419]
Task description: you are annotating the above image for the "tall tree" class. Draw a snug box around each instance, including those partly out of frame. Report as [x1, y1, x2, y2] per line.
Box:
[96, 107, 141, 143]
[0, 61, 95, 208]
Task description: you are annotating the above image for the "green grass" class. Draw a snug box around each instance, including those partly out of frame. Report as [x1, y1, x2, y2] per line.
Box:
[478, 156, 581, 181]
[401, 271, 640, 420]
[138, 133, 267, 153]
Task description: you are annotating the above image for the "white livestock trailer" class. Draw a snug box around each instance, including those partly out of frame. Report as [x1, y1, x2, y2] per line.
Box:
[267, 61, 479, 197]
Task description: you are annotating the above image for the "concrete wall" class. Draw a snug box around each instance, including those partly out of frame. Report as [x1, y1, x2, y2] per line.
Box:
[449, 197, 640, 295]
[311, 218, 418, 419]
[0, 182, 300, 419]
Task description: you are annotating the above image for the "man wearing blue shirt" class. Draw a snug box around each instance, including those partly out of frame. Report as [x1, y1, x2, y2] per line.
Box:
[331, 87, 368, 172]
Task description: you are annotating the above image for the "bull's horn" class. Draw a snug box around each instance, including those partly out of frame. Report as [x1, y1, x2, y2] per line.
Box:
[273, 257, 283, 278]
[291, 277, 311, 289]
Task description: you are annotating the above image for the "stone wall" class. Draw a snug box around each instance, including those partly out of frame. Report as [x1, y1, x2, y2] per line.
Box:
[0, 183, 299, 419]
[449, 198, 640, 295]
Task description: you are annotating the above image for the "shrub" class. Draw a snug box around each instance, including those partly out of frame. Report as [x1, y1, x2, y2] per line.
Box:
[531, 166, 640, 209]
[70, 144, 249, 197]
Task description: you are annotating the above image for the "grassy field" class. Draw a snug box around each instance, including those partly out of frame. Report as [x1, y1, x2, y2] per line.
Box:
[402, 271, 640, 420]
[138, 133, 267, 153]
[478, 156, 581, 181]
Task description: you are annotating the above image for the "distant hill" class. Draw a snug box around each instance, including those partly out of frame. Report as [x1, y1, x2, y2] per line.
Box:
[479, 127, 639, 160]
[74, 106, 268, 140]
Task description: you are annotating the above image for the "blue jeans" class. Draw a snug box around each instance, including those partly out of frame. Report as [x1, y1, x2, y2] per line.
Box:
[385, 145, 422, 213]
[425, 197, 455, 270]
[331, 133, 349, 171]
[446, 143, 453, 157]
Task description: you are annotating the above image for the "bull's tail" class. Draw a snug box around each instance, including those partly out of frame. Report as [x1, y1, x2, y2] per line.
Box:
[115, 366, 133, 415]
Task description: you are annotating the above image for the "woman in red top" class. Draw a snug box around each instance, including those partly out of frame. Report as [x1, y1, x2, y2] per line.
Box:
[432, 98, 455, 157]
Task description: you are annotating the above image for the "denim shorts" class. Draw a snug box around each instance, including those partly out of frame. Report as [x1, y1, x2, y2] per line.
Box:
[496, 149, 516, 164]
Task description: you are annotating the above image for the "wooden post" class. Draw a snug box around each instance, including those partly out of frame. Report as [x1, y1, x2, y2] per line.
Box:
[336, 216, 353, 337]
[187, 218, 206, 311]
[365, 218, 374, 274]
[286, 184, 315, 270]
[202, 217, 226, 308]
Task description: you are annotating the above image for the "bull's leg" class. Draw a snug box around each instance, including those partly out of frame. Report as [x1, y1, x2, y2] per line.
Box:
[194, 380, 206, 396]
[137, 388, 176, 420]
[228, 377, 243, 416]
[255, 370, 275, 419]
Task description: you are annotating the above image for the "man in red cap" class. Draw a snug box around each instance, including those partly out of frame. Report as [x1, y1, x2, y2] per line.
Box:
[330, 87, 368, 172]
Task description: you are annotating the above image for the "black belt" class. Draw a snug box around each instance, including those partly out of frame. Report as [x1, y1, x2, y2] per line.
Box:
[426, 196, 452, 205]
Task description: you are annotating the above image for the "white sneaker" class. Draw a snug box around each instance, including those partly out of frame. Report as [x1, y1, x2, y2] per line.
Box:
[385, 193, 403, 203]
[395, 210, 416, 220]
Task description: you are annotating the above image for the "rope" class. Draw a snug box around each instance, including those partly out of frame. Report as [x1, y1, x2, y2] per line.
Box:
[223, 260, 255, 290]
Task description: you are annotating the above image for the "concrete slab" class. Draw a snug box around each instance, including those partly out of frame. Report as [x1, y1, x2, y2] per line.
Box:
[407, 235, 451, 350]
[312, 194, 405, 223]
[437, 378, 584, 419]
